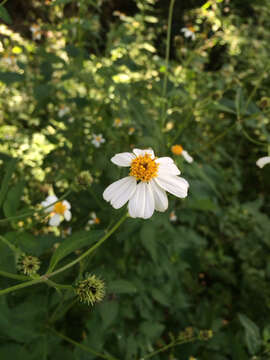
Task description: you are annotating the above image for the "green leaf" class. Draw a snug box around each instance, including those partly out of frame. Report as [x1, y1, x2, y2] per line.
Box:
[187, 198, 218, 212]
[0, 72, 24, 84]
[107, 279, 137, 294]
[151, 288, 169, 306]
[48, 230, 103, 272]
[3, 181, 24, 218]
[0, 345, 29, 359]
[0, 5, 12, 24]
[0, 158, 17, 207]
[98, 300, 119, 329]
[238, 313, 261, 355]
[140, 321, 165, 340]
[140, 223, 158, 262]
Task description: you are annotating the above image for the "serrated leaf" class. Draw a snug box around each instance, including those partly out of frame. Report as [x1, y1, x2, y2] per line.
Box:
[107, 279, 137, 294]
[140, 321, 165, 340]
[151, 288, 169, 306]
[3, 181, 24, 217]
[0, 158, 17, 207]
[238, 313, 261, 355]
[0, 5, 12, 24]
[0, 72, 24, 84]
[140, 223, 158, 262]
[98, 300, 119, 329]
[48, 230, 103, 272]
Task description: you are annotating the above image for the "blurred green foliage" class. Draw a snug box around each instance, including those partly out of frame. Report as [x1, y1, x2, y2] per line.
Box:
[0, 0, 270, 359]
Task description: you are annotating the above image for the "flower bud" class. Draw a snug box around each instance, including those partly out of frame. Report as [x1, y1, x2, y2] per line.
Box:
[74, 171, 93, 190]
[75, 274, 105, 306]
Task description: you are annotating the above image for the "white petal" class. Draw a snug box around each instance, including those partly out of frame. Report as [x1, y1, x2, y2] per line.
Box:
[111, 152, 135, 167]
[156, 174, 189, 198]
[103, 176, 137, 209]
[150, 179, 168, 212]
[63, 200, 71, 210]
[64, 210, 72, 221]
[49, 214, 62, 226]
[158, 163, 180, 176]
[133, 148, 155, 159]
[41, 195, 58, 212]
[128, 182, 155, 219]
[45, 195, 58, 205]
[155, 157, 174, 165]
[182, 150, 193, 163]
[256, 156, 270, 168]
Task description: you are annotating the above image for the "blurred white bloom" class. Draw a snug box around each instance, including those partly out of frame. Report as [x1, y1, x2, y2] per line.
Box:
[103, 148, 189, 219]
[256, 156, 270, 168]
[128, 127, 135, 135]
[88, 212, 100, 225]
[113, 118, 123, 128]
[2, 54, 15, 66]
[171, 145, 193, 163]
[181, 27, 195, 40]
[41, 195, 71, 226]
[169, 210, 177, 222]
[92, 134, 105, 147]
[58, 105, 69, 118]
[30, 24, 42, 40]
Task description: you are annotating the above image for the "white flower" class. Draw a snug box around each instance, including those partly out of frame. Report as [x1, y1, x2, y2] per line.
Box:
[256, 156, 270, 168]
[128, 127, 135, 135]
[92, 134, 105, 148]
[113, 118, 123, 128]
[41, 195, 72, 226]
[181, 27, 196, 40]
[30, 24, 42, 40]
[169, 210, 177, 222]
[171, 145, 193, 163]
[103, 148, 189, 219]
[58, 105, 69, 118]
[88, 212, 100, 225]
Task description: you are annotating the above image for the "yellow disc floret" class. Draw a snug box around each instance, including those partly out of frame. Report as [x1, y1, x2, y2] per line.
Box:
[171, 144, 183, 155]
[130, 154, 159, 182]
[53, 201, 67, 215]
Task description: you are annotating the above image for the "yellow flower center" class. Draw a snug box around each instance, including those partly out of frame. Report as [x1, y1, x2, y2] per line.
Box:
[171, 144, 183, 155]
[130, 154, 159, 182]
[95, 217, 100, 224]
[53, 201, 67, 215]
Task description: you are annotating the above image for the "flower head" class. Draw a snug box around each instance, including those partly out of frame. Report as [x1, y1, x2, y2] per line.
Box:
[17, 254, 41, 276]
[169, 210, 177, 222]
[171, 144, 193, 163]
[88, 212, 100, 225]
[181, 26, 196, 40]
[113, 118, 123, 128]
[30, 24, 42, 40]
[58, 105, 69, 118]
[75, 274, 105, 306]
[41, 195, 71, 226]
[103, 148, 189, 219]
[256, 156, 270, 168]
[92, 134, 105, 148]
[128, 127, 135, 135]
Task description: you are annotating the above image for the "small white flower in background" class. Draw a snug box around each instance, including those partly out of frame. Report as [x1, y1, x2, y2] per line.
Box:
[256, 156, 270, 168]
[103, 148, 189, 219]
[88, 212, 101, 225]
[181, 26, 196, 40]
[41, 195, 71, 226]
[58, 105, 69, 118]
[113, 118, 123, 128]
[171, 145, 193, 163]
[92, 134, 105, 148]
[30, 24, 42, 40]
[2, 54, 15, 66]
[128, 127, 135, 135]
[169, 210, 177, 222]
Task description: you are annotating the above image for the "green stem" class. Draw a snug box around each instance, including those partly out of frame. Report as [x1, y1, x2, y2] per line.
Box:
[143, 337, 197, 359]
[0, 213, 128, 296]
[49, 327, 118, 360]
[0, 270, 29, 281]
[0, 189, 72, 224]
[47, 212, 128, 277]
[0, 0, 8, 7]
[161, 0, 175, 128]
[0, 235, 21, 254]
